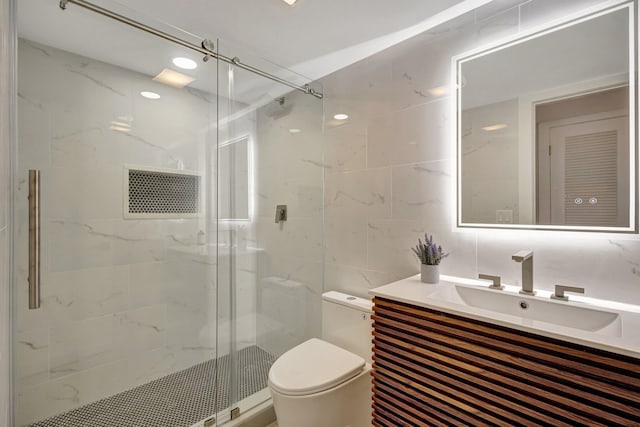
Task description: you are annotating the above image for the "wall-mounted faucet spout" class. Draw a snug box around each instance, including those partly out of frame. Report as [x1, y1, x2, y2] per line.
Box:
[512, 250, 535, 295]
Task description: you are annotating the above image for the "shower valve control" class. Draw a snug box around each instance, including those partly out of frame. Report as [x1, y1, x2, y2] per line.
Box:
[275, 205, 288, 223]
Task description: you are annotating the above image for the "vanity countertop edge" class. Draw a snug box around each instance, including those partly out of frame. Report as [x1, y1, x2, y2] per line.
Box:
[369, 274, 640, 360]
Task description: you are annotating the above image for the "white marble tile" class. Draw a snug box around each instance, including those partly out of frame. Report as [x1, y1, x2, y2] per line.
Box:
[126, 347, 175, 389]
[323, 263, 398, 299]
[367, 100, 451, 168]
[47, 166, 122, 221]
[367, 219, 426, 277]
[324, 168, 391, 219]
[14, 328, 50, 390]
[324, 122, 367, 174]
[115, 305, 167, 355]
[256, 275, 315, 357]
[16, 360, 128, 426]
[17, 94, 51, 172]
[255, 217, 324, 261]
[129, 261, 169, 309]
[47, 220, 115, 272]
[45, 265, 129, 324]
[324, 215, 368, 268]
[254, 177, 323, 221]
[49, 314, 118, 380]
[391, 160, 453, 223]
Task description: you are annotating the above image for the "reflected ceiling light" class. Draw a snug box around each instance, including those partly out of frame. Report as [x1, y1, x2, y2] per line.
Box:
[282, 0, 298, 5]
[289, 128, 302, 134]
[109, 125, 131, 133]
[153, 68, 195, 88]
[172, 57, 198, 70]
[140, 91, 161, 99]
[482, 123, 508, 131]
[428, 85, 449, 97]
[333, 113, 349, 120]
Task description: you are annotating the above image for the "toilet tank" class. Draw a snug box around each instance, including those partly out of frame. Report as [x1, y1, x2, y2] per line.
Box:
[321, 291, 373, 364]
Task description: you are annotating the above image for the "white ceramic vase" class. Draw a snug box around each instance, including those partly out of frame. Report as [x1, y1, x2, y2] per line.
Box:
[421, 264, 439, 284]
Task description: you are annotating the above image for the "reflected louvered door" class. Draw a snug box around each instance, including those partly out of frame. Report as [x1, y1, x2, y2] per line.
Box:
[548, 115, 628, 226]
[371, 297, 640, 427]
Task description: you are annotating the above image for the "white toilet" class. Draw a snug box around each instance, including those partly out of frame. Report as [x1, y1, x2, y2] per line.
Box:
[268, 291, 373, 427]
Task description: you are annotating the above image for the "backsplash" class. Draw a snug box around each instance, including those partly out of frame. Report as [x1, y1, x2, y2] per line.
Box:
[320, 0, 640, 304]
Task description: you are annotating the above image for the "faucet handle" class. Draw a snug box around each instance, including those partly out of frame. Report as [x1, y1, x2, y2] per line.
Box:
[551, 284, 585, 301]
[478, 274, 504, 290]
[512, 250, 533, 262]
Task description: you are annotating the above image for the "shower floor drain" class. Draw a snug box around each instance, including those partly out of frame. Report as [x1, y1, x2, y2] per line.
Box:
[29, 346, 276, 427]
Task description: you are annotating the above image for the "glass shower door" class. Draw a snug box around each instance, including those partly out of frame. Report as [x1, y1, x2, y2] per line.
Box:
[216, 39, 324, 423]
[13, 1, 221, 425]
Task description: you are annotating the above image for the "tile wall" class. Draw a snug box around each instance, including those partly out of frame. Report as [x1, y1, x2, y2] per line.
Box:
[320, 0, 640, 305]
[253, 89, 325, 357]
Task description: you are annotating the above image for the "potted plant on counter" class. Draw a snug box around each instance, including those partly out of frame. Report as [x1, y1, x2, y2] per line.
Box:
[412, 234, 448, 284]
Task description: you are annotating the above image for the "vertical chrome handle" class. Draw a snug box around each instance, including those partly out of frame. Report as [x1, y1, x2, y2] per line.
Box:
[28, 170, 40, 310]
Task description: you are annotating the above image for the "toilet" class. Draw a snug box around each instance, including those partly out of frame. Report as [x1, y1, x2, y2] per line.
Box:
[268, 291, 373, 427]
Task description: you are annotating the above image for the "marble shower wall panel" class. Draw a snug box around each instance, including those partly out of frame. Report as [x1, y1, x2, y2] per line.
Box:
[14, 38, 216, 425]
[254, 89, 324, 357]
[320, 0, 640, 304]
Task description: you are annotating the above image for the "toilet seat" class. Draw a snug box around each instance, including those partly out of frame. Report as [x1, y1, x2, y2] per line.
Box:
[268, 338, 366, 396]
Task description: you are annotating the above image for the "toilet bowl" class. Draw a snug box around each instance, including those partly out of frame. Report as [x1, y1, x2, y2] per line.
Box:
[268, 292, 373, 427]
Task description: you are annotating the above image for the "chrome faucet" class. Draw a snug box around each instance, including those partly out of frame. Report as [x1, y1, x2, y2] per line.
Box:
[512, 250, 535, 295]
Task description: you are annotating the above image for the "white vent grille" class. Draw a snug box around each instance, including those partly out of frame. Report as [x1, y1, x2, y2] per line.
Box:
[126, 168, 200, 218]
[564, 130, 617, 226]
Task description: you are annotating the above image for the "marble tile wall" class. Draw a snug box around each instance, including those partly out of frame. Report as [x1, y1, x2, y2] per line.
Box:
[254, 89, 325, 357]
[13, 39, 223, 425]
[320, 0, 640, 305]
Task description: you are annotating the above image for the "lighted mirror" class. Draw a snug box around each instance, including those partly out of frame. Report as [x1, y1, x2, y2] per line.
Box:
[219, 136, 251, 221]
[455, 1, 637, 232]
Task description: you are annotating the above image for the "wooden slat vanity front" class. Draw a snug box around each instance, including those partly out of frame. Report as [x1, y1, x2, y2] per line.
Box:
[372, 297, 640, 426]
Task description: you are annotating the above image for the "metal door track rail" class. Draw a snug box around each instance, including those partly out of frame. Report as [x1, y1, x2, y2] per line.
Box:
[58, 0, 323, 99]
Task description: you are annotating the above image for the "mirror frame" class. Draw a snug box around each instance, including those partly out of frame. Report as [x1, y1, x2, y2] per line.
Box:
[453, 0, 638, 233]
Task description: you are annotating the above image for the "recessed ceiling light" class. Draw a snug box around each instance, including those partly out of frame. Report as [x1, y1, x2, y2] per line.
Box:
[482, 123, 508, 132]
[140, 91, 160, 99]
[333, 113, 349, 120]
[282, 0, 297, 5]
[172, 57, 198, 70]
[153, 68, 195, 88]
[289, 128, 301, 134]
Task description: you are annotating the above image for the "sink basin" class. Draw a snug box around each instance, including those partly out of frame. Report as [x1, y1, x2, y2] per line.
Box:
[454, 285, 620, 334]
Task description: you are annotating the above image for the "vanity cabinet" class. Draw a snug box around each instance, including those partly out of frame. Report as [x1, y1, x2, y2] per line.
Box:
[371, 297, 640, 426]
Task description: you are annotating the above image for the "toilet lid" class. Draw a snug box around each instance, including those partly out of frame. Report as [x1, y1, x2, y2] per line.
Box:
[268, 338, 366, 396]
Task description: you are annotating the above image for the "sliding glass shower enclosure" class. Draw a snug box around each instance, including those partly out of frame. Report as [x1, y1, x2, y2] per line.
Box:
[11, 1, 324, 425]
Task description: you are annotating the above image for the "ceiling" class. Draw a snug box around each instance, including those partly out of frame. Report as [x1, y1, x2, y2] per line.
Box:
[17, 0, 489, 102]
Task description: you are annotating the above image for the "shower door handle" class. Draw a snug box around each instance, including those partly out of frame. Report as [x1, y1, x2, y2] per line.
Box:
[28, 170, 40, 309]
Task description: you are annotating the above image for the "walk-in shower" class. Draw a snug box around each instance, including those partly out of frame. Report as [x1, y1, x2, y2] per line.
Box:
[11, 0, 324, 425]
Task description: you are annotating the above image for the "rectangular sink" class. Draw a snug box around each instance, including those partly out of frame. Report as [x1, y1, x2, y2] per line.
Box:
[454, 284, 621, 335]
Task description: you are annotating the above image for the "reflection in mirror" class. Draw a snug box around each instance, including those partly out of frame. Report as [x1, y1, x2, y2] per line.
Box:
[219, 136, 251, 220]
[456, 1, 636, 232]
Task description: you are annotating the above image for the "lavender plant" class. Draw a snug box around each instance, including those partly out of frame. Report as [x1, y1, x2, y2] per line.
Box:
[412, 234, 448, 266]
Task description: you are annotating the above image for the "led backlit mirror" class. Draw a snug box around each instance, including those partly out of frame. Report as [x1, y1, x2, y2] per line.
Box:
[455, 1, 637, 232]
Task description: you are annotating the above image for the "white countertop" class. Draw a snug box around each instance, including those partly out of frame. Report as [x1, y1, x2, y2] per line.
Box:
[369, 274, 640, 360]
